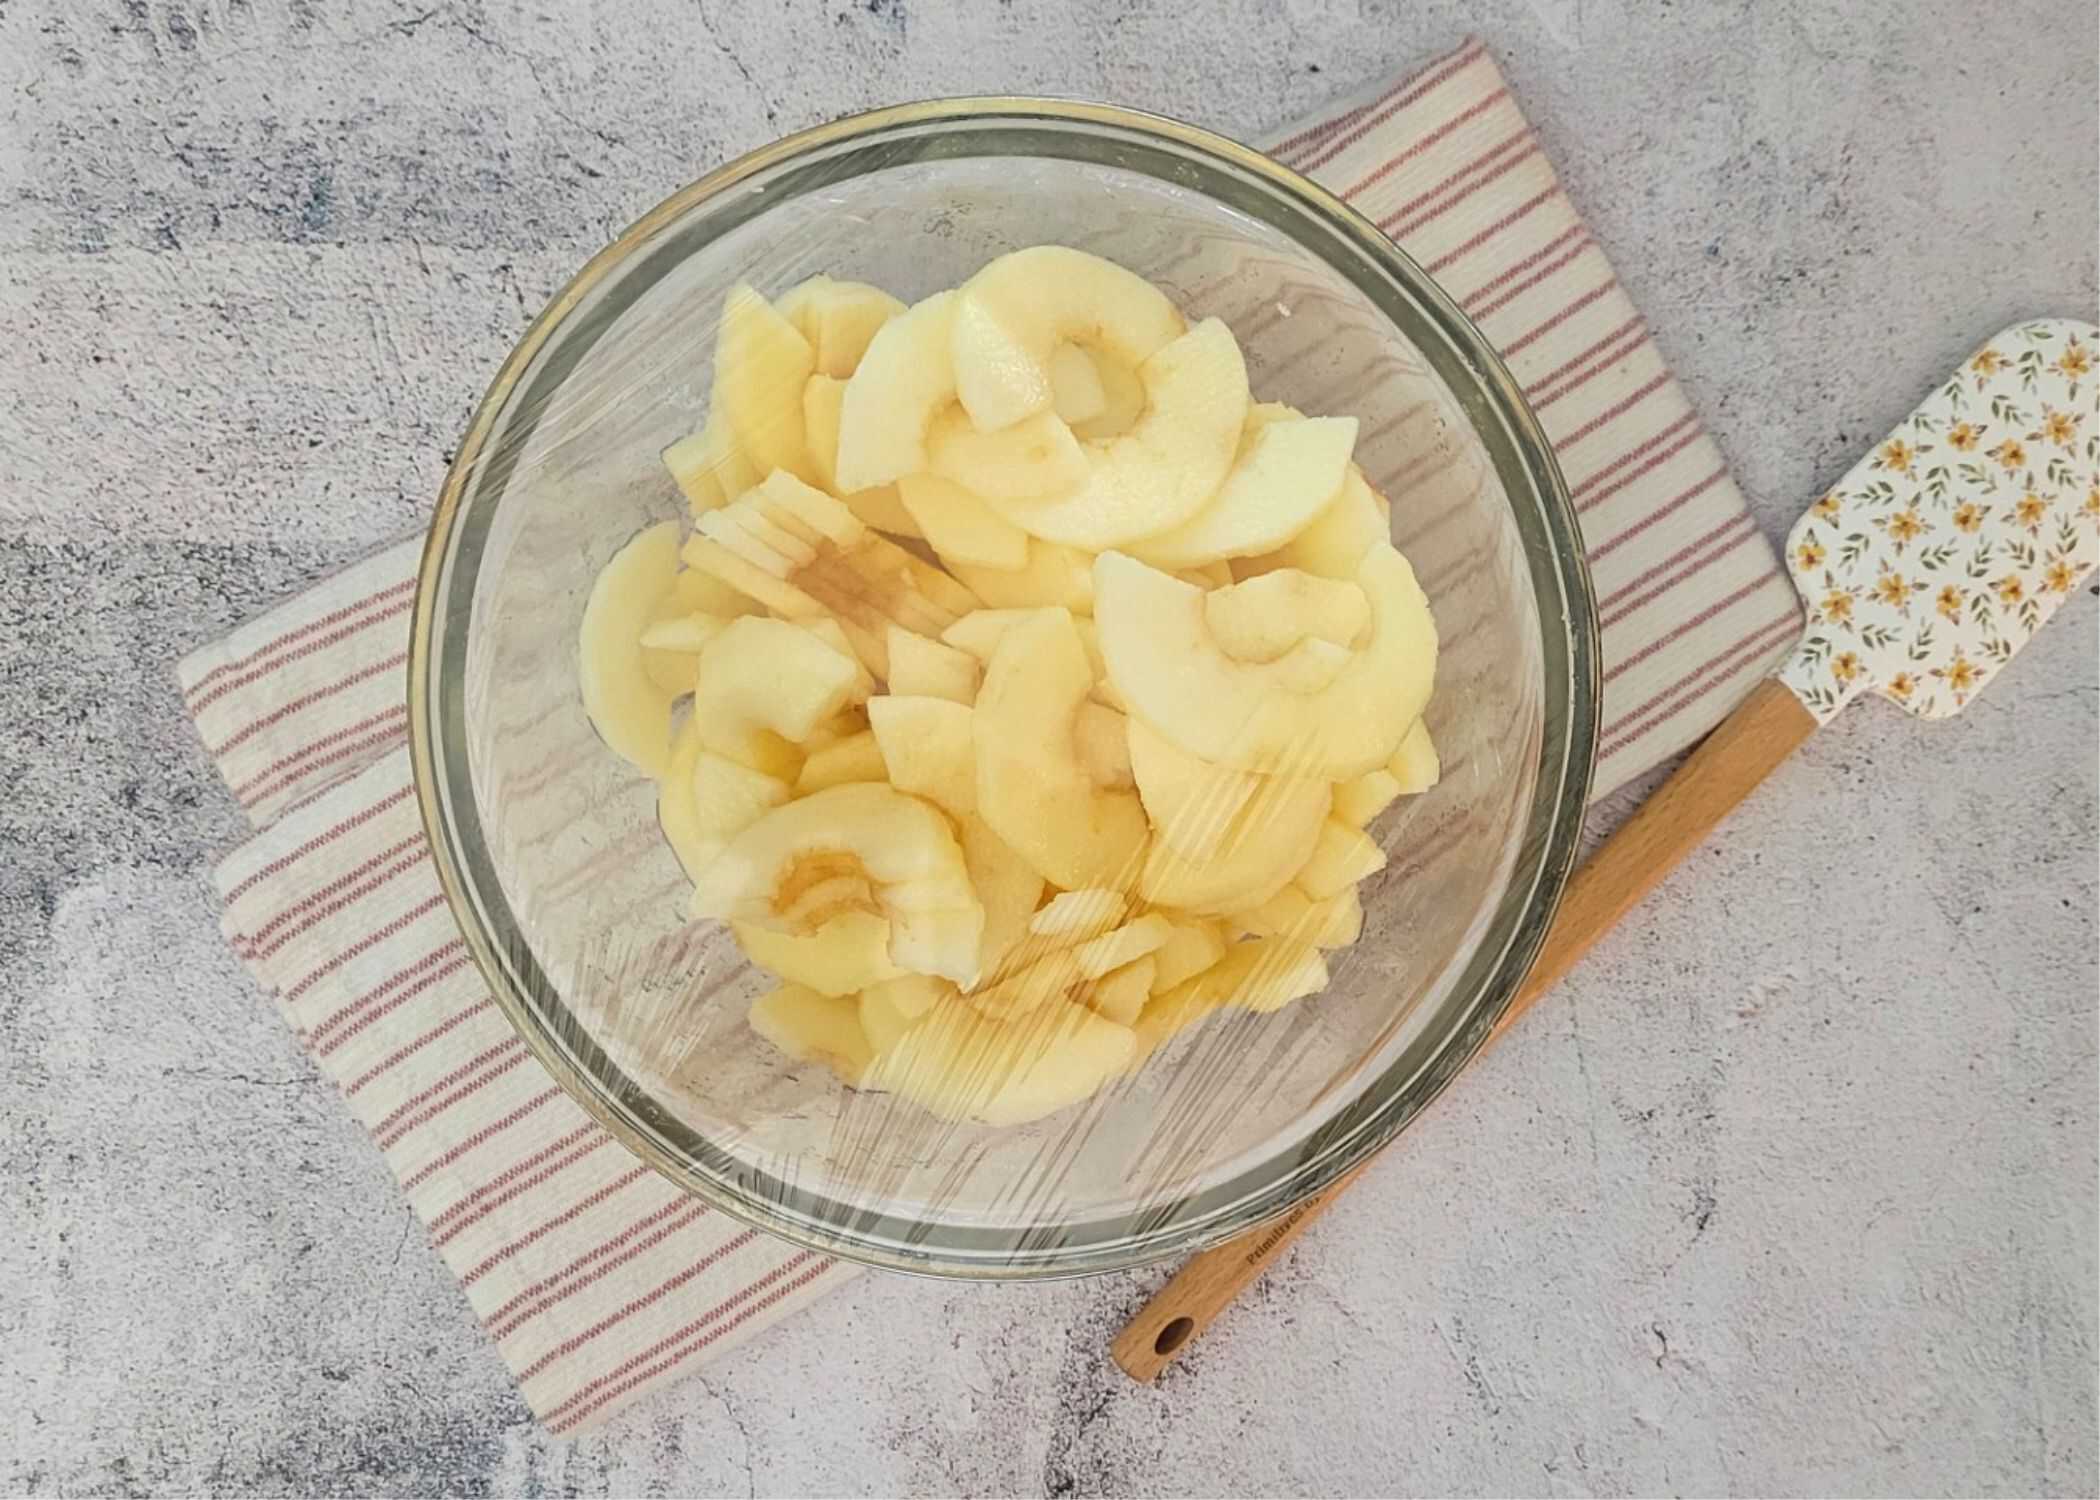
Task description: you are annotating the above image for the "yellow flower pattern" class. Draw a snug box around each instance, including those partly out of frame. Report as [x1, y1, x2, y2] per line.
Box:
[1780, 319, 2099, 723]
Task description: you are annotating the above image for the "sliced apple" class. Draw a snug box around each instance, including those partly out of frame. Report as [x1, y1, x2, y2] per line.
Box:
[1030, 888, 1127, 940]
[1073, 702, 1134, 791]
[835, 289, 957, 492]
[895, 473, 1030, 572]
[580, 520, 682, 777]
[928, 406, 1089, 504]
[748, 982, 874, 1084]
[958, 813, 1044, 981]
[1095, 542, 1436, 777]
[1203, 570, 1370, 661]
[714, 283, 818, 484]
[1242, 465, 1388, 580]
[945, 539, 1096, 614]
[795, 729, 888, 793]
[657, 722, 713, 881]
[943, 610, 1114, 696]
[862, 996, 1134, 1126]
[674, 746, 793, 876]
[1232, 883, 1362, 948]
[867, 695, 976, 820]
[733, 911, 904, 997]
[984, 318, 1249, 550]
[662, 407, 761, 516]
[1137, 773, 1331, 914]
[1125, 937, 1330, 1070]
[950, 245, 1186, 432]
[1049, 342, 1107, 424]
[1148, 918, 1228, 992]
[1334, 767, 1403, 829]
[1086, 956, 1154, 1026]
[672, 566, 765, 619]
[858, 971, 950, 1054]
[1389, 719, 1441, 793]
[1068, 913, 1173, 979]
[640, 612, 728, 656]
[801, 373, 921, 536]
[1127, 415, 1356, 568]
[1069, 347, 1146, 441]
[694, 615, 863, 764]
[1125, 714, 1258, 863]
[882, 624, 981, 704]
[777, 275, 907, 379]
[1293, 818, 1387, 901]
[692, 782, 984, 984]
[973, 608, 1150, 891]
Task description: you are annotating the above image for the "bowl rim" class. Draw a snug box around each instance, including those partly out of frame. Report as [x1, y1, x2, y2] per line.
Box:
[409, 94, 1601, 1279]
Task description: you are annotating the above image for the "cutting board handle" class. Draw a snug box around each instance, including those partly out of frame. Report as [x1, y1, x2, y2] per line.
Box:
[1110, 676, 1819, 1383]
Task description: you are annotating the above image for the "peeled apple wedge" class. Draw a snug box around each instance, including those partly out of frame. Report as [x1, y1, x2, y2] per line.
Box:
[1128, 415, 1357, 569]
[1124, 937, 1330, 1070]
[944, 538, 1095, 614]
[867, 695, 976, 820]
[777, 275, 907, 379]
[802, 375, 921, 537]
[1069, 349, 1146, 442]
[973, 609, 1150, 891]
[694, 616, 864, 760]
[691, 782, 985, 985]
[943, 610, 1113, 694]
[714, 284, 819, 485]
[928, 406, 1089, 504]
[861, 996, 1135, 1126]
[835, 290, 957, 492]
[897, 473, 1030, 571]
[1203, 570, 1370, 661]
[1095, 543, 1436, 778]
[748, 982, 874, 1085]
[984, 318, 1250, 550]
[795, 729, 888, 793]
[1067, 913, 1173, 979]
[1086, 956, 1154, 1026]
[883, 625, 980, 704]
[662, 408, 761, 516]
[859, 972, 950, 1054]
[950, 245, 1186, 432]
[1072, 702, 1134, 791]
[1125, 714, 1259, 863]
[1389, 719, 1441, 793]
[958, 814, 1043, 980]
[1242, 465, 1388, 580]
[1030, 888, 1127, 940]
[1048, 342, 1107, 425]
[580, 521, 682, 777]
[1148, 918, 1228, 992]
[1233, 883, 1363, 948]
[733, 911, 904, 997]
[1334, 767, 1403, 829]
[1137, 773, 1331, 915]
[1293, 818, 1387, 901]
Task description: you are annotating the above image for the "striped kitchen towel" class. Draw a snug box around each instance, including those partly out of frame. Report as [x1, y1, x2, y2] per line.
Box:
[183, 37, 1797, 1433]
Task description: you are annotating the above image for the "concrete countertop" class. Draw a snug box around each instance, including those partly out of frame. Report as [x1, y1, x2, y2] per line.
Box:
[3, 1, 2094, 1493]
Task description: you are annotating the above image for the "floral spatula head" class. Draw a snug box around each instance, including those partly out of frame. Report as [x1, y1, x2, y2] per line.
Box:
[1778, 318, 2099, 722]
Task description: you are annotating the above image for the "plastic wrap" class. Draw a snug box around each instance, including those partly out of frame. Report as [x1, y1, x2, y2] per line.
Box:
[417, 105, 1592, 1277]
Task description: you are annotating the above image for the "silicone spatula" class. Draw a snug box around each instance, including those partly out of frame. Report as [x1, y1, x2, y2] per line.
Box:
[1112, 318, 2100, 1382]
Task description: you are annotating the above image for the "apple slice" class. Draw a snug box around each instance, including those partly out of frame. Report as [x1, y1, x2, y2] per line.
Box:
[1125, 938, 1330, 1069]
[1148, 918, 1228, 992]
[983, 318, 1250, 550]
[795, 729, 888, 793]
[862, 995, 1134, 1126]
[1125, 714, 1258, 862]
[859, 972, 950, 1054]
[1067, 913, 1173, 979]
[1137, 773, 1331, 915]
[1070, 348, 1147, 441]
[694, 616, 863, 759]
[777, 275, 907, 378]
[802, 374, 921, 536]
[1232, 883, 1362, 948]
[714, 283, 819, 484]
[1333, 767, 1403, 829]
[835, 290, 957, 492]
[733, 911, 904, 997]
[580, 520, 682, 777]
[883, 625, 981, 704]
[928, 407, 1089, 504]
[943, 610, 1114, 696]
[1073, 702, 1134, 791]
[950, 245, 1186, 431]
[1049, 342, 1107, 424]
[896, 474, 1030, 571]
[958, 814, 1044, 980]
[1086, 956, 1154, 1026]
[1241, 465, 1388, 580]
[692, 782, 984, 984]
[662, 408, 762, 516]
[1127, 415, 1356, 569]
[748, 982, 874, 1084]
[1389, 719, 1441, 793]
[867, 695, 976, 819]
[974, 609, 1150, 891]
[1094, 543, 1436, 777]
[1293, 818, 1387, 901]
[1030, 888, 1127, 940]
[672, 566, 765, 620]
[1203, 570, 1370, 661]
[945, 538, 1096, 614]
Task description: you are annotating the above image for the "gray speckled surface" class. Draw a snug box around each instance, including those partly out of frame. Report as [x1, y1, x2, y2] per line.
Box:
[4, 1, 2097, 1494]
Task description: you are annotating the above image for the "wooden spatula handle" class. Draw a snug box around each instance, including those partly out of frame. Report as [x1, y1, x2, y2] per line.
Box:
[1110, 677, 1819, 1383]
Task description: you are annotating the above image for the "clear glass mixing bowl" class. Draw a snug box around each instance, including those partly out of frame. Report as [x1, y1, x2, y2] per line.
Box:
[409, 99, 1598, 1278]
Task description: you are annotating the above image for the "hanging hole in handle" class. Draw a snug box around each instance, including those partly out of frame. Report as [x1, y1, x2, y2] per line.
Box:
[1153, 1316, 1195, 1356]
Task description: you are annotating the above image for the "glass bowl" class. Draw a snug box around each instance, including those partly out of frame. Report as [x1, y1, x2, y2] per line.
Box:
[409, 98, 1598, 1279]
